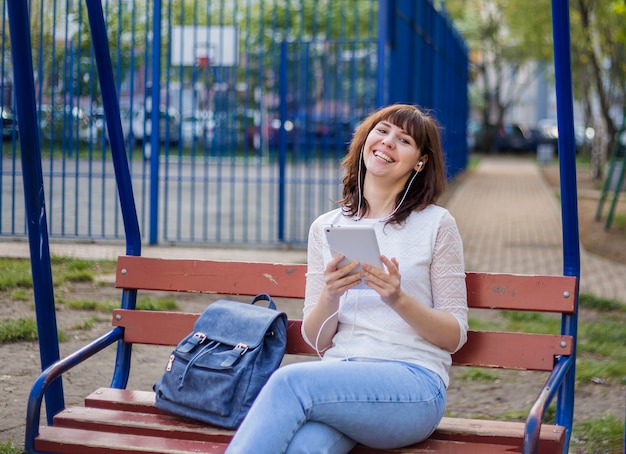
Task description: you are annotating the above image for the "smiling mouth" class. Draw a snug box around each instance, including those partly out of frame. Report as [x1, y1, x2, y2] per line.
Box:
[374, 151, 394, 163]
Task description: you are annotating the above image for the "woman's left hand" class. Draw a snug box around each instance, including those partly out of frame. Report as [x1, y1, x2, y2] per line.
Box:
[361, 256, 404, 305]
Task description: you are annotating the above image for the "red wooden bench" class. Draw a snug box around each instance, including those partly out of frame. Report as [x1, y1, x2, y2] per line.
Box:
[27, 255, 578, 453]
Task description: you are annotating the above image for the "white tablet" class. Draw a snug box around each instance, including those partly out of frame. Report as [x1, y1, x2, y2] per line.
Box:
[324, 225, 383, 288]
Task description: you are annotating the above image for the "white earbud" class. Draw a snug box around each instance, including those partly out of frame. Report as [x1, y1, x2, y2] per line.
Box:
[418, 161, 424, 168]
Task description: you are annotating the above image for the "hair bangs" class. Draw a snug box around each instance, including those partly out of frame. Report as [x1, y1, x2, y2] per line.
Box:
[381, 107, 428, 149]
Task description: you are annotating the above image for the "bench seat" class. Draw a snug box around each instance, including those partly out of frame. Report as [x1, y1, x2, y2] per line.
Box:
[37, 388, 566, 454]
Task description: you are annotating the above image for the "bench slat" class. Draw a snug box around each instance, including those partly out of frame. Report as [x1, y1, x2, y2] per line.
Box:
[68, 388, 565, 454]
[35, 425, 539, 454]
[454, 330, 573, 371]
[115, 256, 577, 313]
[36, 426, 228, 454]
[465, 272, 576, 312]
[112, 310, 572, 371]
[116, 256, 307, 299]
[53, 406, 233, 443]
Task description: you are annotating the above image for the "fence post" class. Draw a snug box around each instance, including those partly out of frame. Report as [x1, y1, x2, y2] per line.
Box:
[376, 0, 393, 107]
[149, 0, 163, 245]
[278, 41, 288, 242]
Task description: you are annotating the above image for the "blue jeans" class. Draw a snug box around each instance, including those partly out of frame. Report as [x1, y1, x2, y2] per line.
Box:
[226, 359, 446, 454]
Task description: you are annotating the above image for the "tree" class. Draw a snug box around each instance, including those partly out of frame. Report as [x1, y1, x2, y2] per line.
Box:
[446, 0, 626, 177]
[570, 0, 626, 179]
[445, 0, 553, 151]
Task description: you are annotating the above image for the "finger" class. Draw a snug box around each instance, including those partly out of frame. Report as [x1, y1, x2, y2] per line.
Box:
[326, 254, 346, 271]
[380, 255, 398, 273]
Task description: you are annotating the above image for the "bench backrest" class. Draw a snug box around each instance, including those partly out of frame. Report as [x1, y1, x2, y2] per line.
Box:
[114, 255, 577, 372]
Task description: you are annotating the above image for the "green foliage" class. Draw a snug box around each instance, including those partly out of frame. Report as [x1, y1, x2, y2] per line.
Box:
[70, 316, 104, 331]
[614, 1, 626, 44]
[65, 296, 179, 312]
[468, 293, 626, 385]
[0, 441, 22, 454]
[0, 256, 117, 292]
[575, 358, 626, 385]
[496, 404, 556, 424]
[51, 256, 116, 284]
[579, 293, 626, 312]
[136, 296, 179, 311]
[0, 258, 33, 291]
[457, 367, 500, 383]
[10, 288, 31, 301]
[572, 413, 624, 454]
[65, 299, 115, 312]
[500, 311, 560, 334]
[0, 317, 66, 343]
[0, 318, 39, 342]
[614, 213, 626, 230]
[575, 296, 626, 384]
[467, 315, 501, 331]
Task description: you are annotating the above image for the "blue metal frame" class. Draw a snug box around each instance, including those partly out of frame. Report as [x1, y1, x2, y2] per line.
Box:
[6, 0, 65, 425]
[10, 0, 583, 453]
[551, 2, 580, 452]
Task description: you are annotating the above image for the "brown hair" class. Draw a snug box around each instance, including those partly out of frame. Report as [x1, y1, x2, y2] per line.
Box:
[339, 104, 447, 225]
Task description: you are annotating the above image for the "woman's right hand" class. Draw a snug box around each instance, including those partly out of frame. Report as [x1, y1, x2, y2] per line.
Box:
[323, 254, 363, 300]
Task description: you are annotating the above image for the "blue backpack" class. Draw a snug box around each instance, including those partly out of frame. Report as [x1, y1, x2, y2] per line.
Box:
[154, 294, 288, 429]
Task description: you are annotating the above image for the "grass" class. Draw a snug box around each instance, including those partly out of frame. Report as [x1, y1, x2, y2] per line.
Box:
[467, 292, 626, 386]
[0, 258, 33, 291]
[456, 367, 500, 383]
[463, 291, 626, 453]
[571, 414, 624, 453]
[0, 256, 118, 291]
[0, 318, 39, 342]
[0, 441, 21, 454]
[64, 296, 179, 312]
[0, 257, 178, 344]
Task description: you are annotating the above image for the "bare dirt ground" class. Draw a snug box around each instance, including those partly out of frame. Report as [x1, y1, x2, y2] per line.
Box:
[540, 164, 626, 267]
[1, 161, 625, 451]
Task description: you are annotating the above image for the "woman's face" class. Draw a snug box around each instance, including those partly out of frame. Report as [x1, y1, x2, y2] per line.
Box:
[362, 120, 423, 182]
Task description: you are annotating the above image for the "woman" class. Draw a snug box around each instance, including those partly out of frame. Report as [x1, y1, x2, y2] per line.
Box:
[226, 104, 468, 453]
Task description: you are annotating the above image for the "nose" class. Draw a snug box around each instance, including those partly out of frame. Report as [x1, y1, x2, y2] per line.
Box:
[381, 134, 395, 148]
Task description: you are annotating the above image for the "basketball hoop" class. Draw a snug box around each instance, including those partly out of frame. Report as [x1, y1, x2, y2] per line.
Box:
[196, 56, 209, 68]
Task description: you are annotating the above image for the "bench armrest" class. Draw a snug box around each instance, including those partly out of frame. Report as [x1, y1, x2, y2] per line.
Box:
[524, 354, 574, 454]
[24, 327, 124, 452]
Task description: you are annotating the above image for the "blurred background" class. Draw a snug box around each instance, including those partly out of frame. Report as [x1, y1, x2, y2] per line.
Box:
[1, 0, 624, 246]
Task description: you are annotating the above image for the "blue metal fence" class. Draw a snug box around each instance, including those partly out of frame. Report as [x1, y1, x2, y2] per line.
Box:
[1, 0, 468, 246]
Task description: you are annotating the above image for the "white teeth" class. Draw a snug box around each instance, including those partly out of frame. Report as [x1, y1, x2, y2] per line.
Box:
[374, 151, 393, 163]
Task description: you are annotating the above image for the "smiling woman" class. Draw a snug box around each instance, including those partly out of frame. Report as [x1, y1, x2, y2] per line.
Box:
[340, 104, 447, 222]
[226, 104, 468, 453]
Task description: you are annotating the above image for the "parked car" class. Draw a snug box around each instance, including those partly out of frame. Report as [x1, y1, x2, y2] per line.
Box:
[38, 104, 91, 143]
[473, 123, 536, 153]
[1, 105, 18, 139]
[466, 121, 481, 151]
[292, 111, 355, 150]
[124, 105, 180, 146]
[246, 115, 295, 150]
[531, 118, 595, 154]
[180, 110, 215, 146]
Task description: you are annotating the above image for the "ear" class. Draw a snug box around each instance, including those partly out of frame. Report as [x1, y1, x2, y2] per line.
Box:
[414, 154, 429, 172]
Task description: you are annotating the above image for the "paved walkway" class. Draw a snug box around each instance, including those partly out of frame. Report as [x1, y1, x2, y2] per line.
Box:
[445, 156, 626, 302]
[2, 155, 625, 302]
